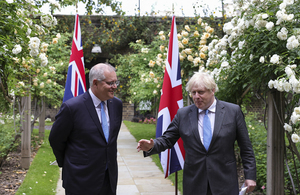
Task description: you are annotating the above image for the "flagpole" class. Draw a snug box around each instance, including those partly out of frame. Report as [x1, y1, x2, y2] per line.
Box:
[175, 172, 178, 195]
[76, 0, 78, 14]
[171, 6, 179, 195]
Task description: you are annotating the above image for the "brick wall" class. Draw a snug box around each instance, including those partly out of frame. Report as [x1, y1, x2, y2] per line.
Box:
[46, 99, 263, 122]
[46, 103, 135, 121]
[122, 102, 134, 121]
[245, 97, 266, 119]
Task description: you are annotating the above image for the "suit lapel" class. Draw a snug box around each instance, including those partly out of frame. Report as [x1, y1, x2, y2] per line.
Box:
[106, 98, 114, 142]
[189, 105, 202, 143]
[210, 100, 225, 146]
[83, 92, 105, 139]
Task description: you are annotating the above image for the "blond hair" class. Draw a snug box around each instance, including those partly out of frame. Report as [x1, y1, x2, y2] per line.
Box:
[185, 72, 218, 92]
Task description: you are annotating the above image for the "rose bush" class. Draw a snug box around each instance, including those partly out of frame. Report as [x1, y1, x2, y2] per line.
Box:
[112, 16, 218, 110]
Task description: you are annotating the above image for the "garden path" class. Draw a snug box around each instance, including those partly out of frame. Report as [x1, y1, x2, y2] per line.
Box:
[55, 122, 180, 195]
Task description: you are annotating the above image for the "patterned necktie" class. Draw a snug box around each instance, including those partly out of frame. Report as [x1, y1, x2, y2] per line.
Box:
[100, 101, 109, 142]
[203, 109, 212, 151]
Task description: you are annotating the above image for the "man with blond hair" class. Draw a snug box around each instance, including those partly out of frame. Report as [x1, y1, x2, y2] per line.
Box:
[137, 71, 256, 195]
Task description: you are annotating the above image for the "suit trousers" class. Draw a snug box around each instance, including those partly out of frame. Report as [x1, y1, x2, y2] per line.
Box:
[207, 182, 212, 195]
[65, 169, 115, 195]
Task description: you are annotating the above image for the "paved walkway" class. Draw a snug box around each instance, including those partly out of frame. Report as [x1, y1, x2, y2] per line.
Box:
[55, 122, 180, 195]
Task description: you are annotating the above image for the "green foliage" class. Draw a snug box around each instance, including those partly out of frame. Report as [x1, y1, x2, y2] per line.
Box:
[16, 129, 59, 195]
[242, 109, 267, 194]
[0, 114, 20, 163]
[111, 16, 221, 109]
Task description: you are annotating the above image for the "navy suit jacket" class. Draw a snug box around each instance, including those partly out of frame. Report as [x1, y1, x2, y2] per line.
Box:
[49, 92, 123, 195]
[146, 100, 256, 195]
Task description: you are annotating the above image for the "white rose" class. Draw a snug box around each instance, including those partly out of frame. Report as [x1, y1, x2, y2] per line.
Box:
[291, 133, 300, 143]
[284, 123, 293, 132]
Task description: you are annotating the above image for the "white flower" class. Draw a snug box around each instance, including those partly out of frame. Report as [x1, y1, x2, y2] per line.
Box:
[284, 0, 294, 5]
[270, 54, 280, 64]
[249, 54, 253, 61]
[283, 82, 291, 92]
[149, 71, 155, 78]
[277, 27, 288, 40]
[221, 61, 230, 68]
[187, 55, 194, 62]
[40, 82, 44, 88]
[291, 133, 300, 143]
[238, 40, 245, 49]
[285, 66, 294, 77]
[19, 81, 25, 86]
[12, 44, 22, 54]
[41, 15, 56, 27]
[26, 28, 31, 36]
[287, 14, 294, 21]
[220, 50, 227, 56]
[6, 0, 13, 3]
[153, 90, 158, 95]
[291, 112, 300, 124]
[40, 59, 48, 67]
[181, 30, 189, 37]
[286, 36, 299, 50]
[279, 2, 286, 9]
[259, 56, 265, 63]
[184, 48, 192, 55]
[30, 49, 39, 57]
[294, 107, 300, 115]
[262, 13, 269, 19]
[185, 25, 191, 32]
[266, 22, 274, 31]
[284, 123, 293, 132]
[141, 48, 149, 53]
[277, 32, 287, 40]
[268, 80, 274, 89]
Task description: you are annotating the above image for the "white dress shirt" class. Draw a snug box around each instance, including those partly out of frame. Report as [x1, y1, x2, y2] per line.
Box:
[89, 88, 110, 126]
[198, 98, 216, 144]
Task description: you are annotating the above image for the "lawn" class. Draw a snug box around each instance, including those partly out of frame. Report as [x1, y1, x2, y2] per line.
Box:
[16, 128, 60, 195]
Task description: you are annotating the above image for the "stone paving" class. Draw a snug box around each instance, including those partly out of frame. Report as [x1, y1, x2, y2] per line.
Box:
[55, 122, 180, 195]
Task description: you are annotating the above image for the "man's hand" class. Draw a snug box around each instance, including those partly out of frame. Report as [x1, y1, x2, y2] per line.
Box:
[137, 138, 154, 152]
[245, 179, 256, 193]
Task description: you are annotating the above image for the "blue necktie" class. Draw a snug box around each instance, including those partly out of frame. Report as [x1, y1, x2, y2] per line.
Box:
[100, 101, 109, 142]
[203, 110, 212, 151]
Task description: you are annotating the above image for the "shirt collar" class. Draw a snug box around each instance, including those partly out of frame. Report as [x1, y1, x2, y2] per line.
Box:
[89, 88, 107, 108]
[198, 98, 216, 113]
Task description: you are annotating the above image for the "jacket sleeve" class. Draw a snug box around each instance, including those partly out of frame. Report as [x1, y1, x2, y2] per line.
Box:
[236, 106, 257, 181]
[144, 113, 181, 157]
[49, 103, 73, 167]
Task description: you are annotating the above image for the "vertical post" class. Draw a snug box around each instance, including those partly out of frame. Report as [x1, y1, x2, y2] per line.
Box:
[21, 93, 31, 169]
[267, 90, 284, 195]
[175, 172, 178, 195]
[138, 0, 140, 16]
[39, 98, 45, 138]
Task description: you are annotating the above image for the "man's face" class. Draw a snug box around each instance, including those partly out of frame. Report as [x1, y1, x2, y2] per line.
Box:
[191, 84, 215, 110]
[94, 71, 118, 101]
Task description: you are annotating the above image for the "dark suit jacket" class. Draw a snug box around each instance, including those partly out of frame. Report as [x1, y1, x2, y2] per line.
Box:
[146, 100, 256, 195]
[49, 92, 123, 195]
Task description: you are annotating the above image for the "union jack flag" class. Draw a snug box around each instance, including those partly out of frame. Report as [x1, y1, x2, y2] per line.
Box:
[63, 14, 86, 102]
[156, 15, 185, 178]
